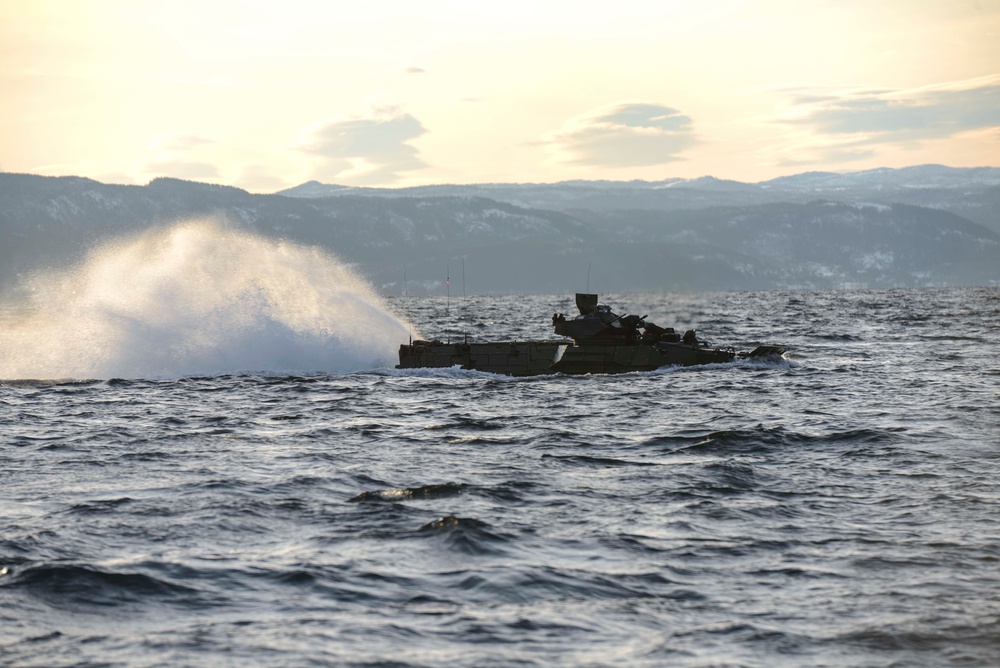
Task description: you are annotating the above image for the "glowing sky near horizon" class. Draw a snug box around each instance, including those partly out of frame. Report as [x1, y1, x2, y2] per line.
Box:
[2, 0, 999, 191]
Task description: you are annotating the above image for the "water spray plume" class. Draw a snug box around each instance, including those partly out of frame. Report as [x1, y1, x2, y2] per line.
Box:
[0, 220, 417, 379]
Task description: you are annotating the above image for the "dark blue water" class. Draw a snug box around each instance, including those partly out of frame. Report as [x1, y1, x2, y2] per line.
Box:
[3, 288, 999, 667]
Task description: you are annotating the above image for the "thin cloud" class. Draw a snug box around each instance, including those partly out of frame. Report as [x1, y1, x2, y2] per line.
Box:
[779, 75, 1000, 147]
[543, 101, 698, 167]
[235, 164, 290, 193]
[404, 66, 425, 74]
[138, 132, 221, 181]
[776, 144, 876, 168]
[296, 103, 428, 184]
[141, 159, 220, 180]
[147, 132, 215, 152]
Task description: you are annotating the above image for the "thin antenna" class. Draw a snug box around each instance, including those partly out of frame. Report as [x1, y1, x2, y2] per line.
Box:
[403, 265, 411, 345]
[462, 257, 467, 342]
[587, 262, 592, 293]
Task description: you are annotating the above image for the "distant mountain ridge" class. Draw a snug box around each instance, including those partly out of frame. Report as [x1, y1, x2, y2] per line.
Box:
[281, 164, 1000, 196]
[279, 164, 1000, 235]
[1, 166, 999, 294]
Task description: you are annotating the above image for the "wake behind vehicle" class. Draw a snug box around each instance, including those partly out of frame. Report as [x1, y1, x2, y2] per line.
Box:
[397, 293, 786, 376]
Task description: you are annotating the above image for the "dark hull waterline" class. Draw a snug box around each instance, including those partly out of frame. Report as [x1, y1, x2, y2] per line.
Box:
[397, 293, 786, 375]
[396, 339, 786, 376]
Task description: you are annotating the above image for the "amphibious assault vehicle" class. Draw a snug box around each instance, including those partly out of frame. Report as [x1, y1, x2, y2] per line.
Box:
[397, 293, 786, 376]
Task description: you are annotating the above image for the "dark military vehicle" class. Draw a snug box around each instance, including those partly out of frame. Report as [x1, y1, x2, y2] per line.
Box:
[396, 293, 785, 376]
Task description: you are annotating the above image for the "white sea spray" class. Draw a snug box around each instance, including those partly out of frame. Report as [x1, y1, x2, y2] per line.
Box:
[0, 219, 416, 379]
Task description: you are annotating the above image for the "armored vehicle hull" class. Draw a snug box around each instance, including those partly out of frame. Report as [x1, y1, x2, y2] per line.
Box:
[397, 338, 783, 376]
[396, 340, 566, 376]
[397, 293, 786, 376]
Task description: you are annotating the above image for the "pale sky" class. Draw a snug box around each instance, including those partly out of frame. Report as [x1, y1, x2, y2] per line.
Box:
[3, 0, 999, 191]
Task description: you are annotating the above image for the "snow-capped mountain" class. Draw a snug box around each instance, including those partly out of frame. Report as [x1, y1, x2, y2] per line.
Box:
[2, 168, 998, 293]
[278, 165, 1000, 236]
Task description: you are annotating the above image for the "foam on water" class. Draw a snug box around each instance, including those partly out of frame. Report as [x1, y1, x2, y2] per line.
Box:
[0, 220, 415, 379]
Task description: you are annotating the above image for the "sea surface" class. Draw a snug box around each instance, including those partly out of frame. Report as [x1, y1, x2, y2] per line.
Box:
[3, 287, 1000, 667]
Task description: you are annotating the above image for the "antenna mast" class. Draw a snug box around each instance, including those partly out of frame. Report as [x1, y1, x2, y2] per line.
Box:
[462, 257, 468, 342]
[403, 265, 411, 345]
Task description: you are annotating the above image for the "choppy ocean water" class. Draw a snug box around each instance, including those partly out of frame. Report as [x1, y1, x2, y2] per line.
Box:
[3, 286, 1000, 667]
